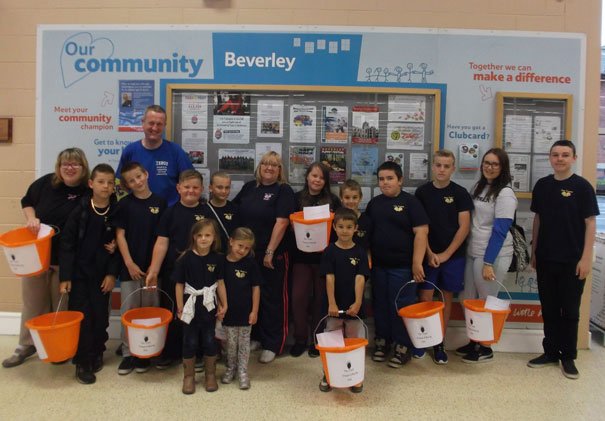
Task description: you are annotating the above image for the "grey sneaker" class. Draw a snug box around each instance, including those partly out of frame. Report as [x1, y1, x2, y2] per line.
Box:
[388, 344, 411, 368]
[259, 350, 276, 363]
[372, 338, 388, 362]
[2, 346, 36, 368]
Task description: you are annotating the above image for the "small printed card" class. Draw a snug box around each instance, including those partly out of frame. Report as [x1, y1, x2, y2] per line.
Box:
[303, 204, 331, 220]
[131, 317, 161, 326]
[316, 329, 345, 348]
[485, 295, 510, 311]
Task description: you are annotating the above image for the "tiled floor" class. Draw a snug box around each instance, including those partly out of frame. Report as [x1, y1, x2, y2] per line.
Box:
[0, 335, 603, 420]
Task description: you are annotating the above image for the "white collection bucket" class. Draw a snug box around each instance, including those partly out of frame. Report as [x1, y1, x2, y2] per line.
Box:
[463, 280, 512, 345]
[289, 211, 334, 253]
[396, 281, 445, 348]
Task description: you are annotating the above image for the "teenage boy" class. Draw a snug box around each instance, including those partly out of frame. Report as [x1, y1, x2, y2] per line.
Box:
[365, 161, 429, 368]
[528, 140, 599, 380]
[146, 169, 207, 368]
[59, 164, 121, 384]
[318, 207, 370, 393]
[415, 150, 473, 364]
[114, 161, 167, 375]
[202, 171, 240, 253]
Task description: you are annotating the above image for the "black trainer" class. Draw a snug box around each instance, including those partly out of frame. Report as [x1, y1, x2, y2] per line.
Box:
[388, 344, 411, 368]
[527, 354, 559, 368]
[372, 338, 388, 362]
[319, 375, 332, 392]
[154, 355, 174, 370]
[290, 343, 306, 357]
[118, 357, 135, 375]
[135, 357, 151, 373]
[93, 355, 104, 373]
[308, 344, 320, 358]
[455, 341, 476, 356]
[561, 359, 579, 379]
[462, 344, 493, 363]
[76, 364, 96, 385]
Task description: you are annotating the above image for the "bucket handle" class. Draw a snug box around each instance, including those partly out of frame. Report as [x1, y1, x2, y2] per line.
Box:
[491, 279, 513, 302]
[394, 280, 444, 314]
[120, 286, 175, 319]
[51, 292, 68, 327]
[313, 311, 369, 346]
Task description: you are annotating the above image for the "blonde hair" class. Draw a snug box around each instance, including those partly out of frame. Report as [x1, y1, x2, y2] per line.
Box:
[229, 227, 256, 257]
[255, 151, 287, 185]
[433, 149, 456, 164]
[53, 147, 90, 187]
[186, 219, 222, 254]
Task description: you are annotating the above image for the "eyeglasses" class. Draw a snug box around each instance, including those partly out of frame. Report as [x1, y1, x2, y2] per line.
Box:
[261, 161, 280, 168]
[482, 161, 500, 169]
[60, 163, 82, 169]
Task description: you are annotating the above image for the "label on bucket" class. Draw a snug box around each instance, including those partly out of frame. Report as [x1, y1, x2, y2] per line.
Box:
[128, 325, 167, 357]
[325, 346, 365, 388]
[29, 329, 48, 360]
[3, 244, 42, 275]
[293, 221, 328, 252]
[403, 312, 443, 348]
[465, 309, 494, 341]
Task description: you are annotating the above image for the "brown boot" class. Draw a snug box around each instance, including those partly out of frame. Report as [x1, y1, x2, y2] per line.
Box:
[204, 355, 218, 392]
[182, 358, 195, 395]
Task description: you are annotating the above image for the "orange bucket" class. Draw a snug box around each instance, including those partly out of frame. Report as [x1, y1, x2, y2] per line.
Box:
[25, 311, 84, 363]
[396, 280, 445, 348]
[289, 211, 334, 252]
[463, 299, 511, 345]
[122, 307, 172, 358]
[0, 225, 55, 277]
[317, 338, 368, 388]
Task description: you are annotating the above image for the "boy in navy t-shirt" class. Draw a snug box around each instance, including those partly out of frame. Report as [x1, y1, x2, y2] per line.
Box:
[318, 208, 370, 393]
[415, 150, 473, 364]
[114, 161, 167, 375]
[145, 169, 207, 367]
[528, 140, 599, 380]
[365, 161, 429, 369]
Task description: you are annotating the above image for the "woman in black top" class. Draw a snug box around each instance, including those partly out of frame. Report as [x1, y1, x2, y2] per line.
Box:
[233, 151, 296, 363]
[2, 148, 90, 368]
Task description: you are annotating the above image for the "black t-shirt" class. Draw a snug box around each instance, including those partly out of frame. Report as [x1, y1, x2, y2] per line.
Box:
[233, 181, 296, 254]
[21, 173, 88, 264]
[200, 201, 240, 254]
[320, 243, 370, 318]
[415, 181, 474, 257]
[222, 256, 261, 326]
[365, 191, 430, 268]
[156, 201, 208, 272]
[114, 193, 167, 280]
[531, 174, 599, 263]
[172, 250, 224, 316]
[292, 190, 342, 264]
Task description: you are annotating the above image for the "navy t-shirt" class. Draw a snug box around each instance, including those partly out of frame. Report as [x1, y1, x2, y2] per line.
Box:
[233, 181, 296, 254]
[172, 250, 224, 316]
[200, 201, 240, 254]
[114, 193, 167, 280]
[415, 181, 474, 257]
[531, 174, 599, 263]
[320, 243, 370, 318]
[156, 201, 208, 272]
[222, 256, 262, 326]
[365, 191, 430, 268]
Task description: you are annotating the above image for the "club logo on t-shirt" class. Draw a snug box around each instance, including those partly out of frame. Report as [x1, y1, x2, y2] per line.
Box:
[393, 205, 405, 212]
[67, 193, 79, 201]
[149, 206, 160, 214]
[356, 230, 366, 238]
[195, 215, 205, 221]
[263, 193, 274, 201]
[224, 213, 233, 221]
[561, 189, 573, 197]
[207, 264, 216, 272]
[235, 269, 247, 278]
[444, 196, 454, 204]
[349, 257, 360, 266]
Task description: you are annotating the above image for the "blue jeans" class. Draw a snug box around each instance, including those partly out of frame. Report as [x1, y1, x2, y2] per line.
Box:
[371, 266, 415, 347]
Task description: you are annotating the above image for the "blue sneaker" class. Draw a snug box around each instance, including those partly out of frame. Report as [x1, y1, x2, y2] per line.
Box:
[412, 347, 426, 359]
[432, 344, 448, 365]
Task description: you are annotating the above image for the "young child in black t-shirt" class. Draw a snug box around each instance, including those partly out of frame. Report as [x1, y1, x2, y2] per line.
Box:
[59, 164, 120, 385]
[221, 228, 261, 390]
[318, 208, 370, 393]
[114, 161, 167, 375]
[174, 219, 226, 394]
[145, 169, 207, 368]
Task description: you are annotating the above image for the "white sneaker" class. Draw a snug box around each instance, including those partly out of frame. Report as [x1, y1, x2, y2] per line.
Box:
[250, 340, 261, 351]
[259, 350, 276, 363]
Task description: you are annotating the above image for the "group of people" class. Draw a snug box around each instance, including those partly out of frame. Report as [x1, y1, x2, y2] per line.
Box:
[2, 104, 597, 397]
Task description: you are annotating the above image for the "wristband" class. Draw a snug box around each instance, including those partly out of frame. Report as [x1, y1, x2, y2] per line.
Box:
[483, 262, 493, 267]
[265, 249, 274, 256]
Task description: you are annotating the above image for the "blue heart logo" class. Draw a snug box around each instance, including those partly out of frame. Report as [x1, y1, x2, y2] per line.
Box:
[60, 32, 115, 88]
